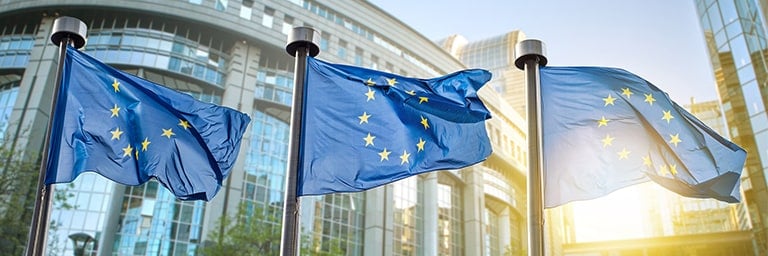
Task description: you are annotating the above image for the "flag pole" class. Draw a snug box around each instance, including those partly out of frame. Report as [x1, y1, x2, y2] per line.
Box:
[514, 39, 548, 256]
[280, 27, 320, 256]
[25, 16, 87, 256]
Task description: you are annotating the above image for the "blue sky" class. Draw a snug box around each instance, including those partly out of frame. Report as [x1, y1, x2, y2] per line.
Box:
[368, 0, 718, 104]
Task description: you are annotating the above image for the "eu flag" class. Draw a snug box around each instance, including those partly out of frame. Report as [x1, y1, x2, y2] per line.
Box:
[45, 46, 251, 201]
[298, 57, 492, 196]
[541, 66, 746, 208]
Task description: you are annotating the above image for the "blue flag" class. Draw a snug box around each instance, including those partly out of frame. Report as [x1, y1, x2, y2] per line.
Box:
[45, 46, 251, 201]
[540, 66, 746, 208]
[298, 57, 492, 196]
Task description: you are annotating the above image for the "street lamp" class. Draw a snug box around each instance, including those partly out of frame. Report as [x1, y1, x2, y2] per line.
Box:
[68, 232, 93, 256]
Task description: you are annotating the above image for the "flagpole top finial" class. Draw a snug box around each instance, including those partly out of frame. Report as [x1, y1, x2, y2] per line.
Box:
[50, 16, 87, 49]
[514, 39, 547, 70]
[286, 27, 320, 57]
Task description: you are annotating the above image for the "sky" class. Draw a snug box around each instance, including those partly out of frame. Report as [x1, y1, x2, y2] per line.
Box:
[367, 0, 716, 241]
[367, 0, 718, 104]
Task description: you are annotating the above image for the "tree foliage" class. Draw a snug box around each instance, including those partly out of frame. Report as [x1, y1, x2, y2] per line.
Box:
[0, 148, 40, 255]
[198, 203, 282, 255]
[198, 203, 347, 256]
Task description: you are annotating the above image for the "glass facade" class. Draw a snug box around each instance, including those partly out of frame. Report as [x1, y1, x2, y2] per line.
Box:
[0, 1, 536, 255]
[695, 0, 768, 254]
[114, 181, 205, 255]
[0, 80, 18, 144]
[392, 177, 422, 256]
[437, 182, 463, 255]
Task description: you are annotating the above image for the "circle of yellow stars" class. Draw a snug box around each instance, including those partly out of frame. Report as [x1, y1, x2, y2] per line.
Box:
[597, 87, 683, 178]
[357, 77, 430, 165]
[107, 78, 192, 160]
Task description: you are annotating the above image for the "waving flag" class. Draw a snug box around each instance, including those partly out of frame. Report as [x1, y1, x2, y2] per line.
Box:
[45, 46, 251, 201]
[298, 57, 492, 196]
[541, 66, 746, 208]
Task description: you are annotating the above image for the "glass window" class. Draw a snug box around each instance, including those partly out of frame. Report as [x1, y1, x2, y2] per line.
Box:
[718, 0, 738, 24]
[729, 36, 751, 68]
[337, 40, 347, 60]
[354, 48, 363, 66]
[320, 33, 329, 51]
[282, 16, 294, 35]
[725, 20, 743, 40]
[262, 7, 275, 28]
[240, 5, 252, 19]
[215, 0, 228, 11]
[742, 80, 765, 115]
[708, 3, 724, 33]
[755, 131, 768, 169]
[751, 115, 768, 135]
[188, 0, 202, 4]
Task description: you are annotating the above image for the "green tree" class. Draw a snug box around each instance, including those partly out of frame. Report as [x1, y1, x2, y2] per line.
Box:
[0, 148, 40, 255]
[0, 147, 75, 255]
[300, 235, 345, 256]
[198, 203, 282, 255]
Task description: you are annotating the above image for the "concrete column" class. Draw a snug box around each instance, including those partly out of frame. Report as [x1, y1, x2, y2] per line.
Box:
[423, 172, 439, 256]
[5, 16, 58, 157]
[364, 185, 393, 256]
[499, 206, 511, 254]
[201, 40, 259, 242]
[462, 166, 485, 256]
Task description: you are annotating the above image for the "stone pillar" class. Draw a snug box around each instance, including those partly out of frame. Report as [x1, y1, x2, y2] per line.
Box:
[499, 206, 511, 254]
[422, 172, 439, 256]
[200, 40, 259, 242]
[462, 166, 485, 256]
[5, 16, 58, 157]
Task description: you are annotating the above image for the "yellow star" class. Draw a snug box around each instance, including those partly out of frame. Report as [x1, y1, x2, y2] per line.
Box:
[162, 128, 175, 138]
[597, 116, 609, 127]
[644, 93, 656, 106]
[141, 137, 151, 151]
[416, 138, 426, 152]
[386, 78, 398, 86]
[399, 150, 410, 165]
[363, 133, 376, 147]
[366, 78, 376, 86]
[358, 112, 371, 124]
[405, 90, 416, 95]
[601, 134, 614, 147]
[365, 88, 375, 101]
[178, 119, 191, 130]
[617, 148, 631, 159]
[110, 104, 120, 117]
[669, 164, 678, 175]
[122, 144, 133, 157]
[420, 116, 429, 129]
[669, 133, 682, 147]
[658, 165, 669, 176]
[662, 110, 674, 123]
[642, 156, 652, 167]
[110, 127, 124, 140]
[378, 148, 391, 161]
[135, 148, 139, 160]
[603, 94, 616, 106]
[419, 97, 429, 104]
[112, 79, 120, 92]
[621, 88, 633, 99]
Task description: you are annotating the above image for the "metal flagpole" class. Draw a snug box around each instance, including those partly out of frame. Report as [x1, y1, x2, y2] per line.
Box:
[280, 27, 320, 256]
[25, 16, 87, 256]
[514, 39, 548, 256]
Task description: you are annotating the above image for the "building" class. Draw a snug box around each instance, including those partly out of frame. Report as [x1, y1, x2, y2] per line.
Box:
[0, 0, 543, 255]
[694, 0, 768, 254]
